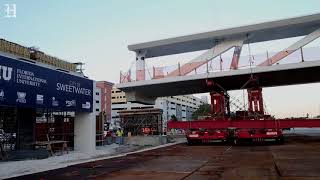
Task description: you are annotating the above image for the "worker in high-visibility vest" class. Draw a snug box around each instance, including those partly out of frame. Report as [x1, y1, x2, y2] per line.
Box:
[116, 128, 124, 144]
[116, 129, 124, 136]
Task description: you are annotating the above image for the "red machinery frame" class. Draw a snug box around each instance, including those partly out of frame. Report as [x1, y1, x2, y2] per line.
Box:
[168, 80, 320, 144]
[168, 118, 320, 144]
[168, 119, 320, 129]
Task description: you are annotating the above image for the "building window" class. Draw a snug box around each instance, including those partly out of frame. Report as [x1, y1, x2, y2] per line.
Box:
[96, 109, 100, 112]
[96, 100, 100, 103]
[112, 107, 126, 110]
[96, 92, 100, 95]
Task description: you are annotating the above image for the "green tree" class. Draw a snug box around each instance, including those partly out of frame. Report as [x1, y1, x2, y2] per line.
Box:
[192, 104, 211, 120]
[171, 114, 178, 121]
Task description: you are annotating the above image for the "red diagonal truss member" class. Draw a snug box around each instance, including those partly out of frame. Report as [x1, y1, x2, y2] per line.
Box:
[167, 119, 320, 130]
[120, 70, 131, 83]
[166, 61, 206, 77]
[153, 66, 165, 79]
[167, 38, 245, 77]
[259, 28, 320, 66]
[230, 46, 242, 70]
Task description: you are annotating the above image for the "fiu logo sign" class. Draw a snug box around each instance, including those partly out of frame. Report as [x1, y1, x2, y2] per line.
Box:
[0, 65, 13, 81]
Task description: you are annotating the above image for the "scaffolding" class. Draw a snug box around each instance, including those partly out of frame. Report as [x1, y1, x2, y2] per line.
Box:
[119, 108, 163, 136]
[0, 38, 77, 72]
[35, 110, 75, 148]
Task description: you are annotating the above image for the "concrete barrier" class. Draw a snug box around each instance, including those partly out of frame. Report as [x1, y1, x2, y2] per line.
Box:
[125, 135, 168, 146]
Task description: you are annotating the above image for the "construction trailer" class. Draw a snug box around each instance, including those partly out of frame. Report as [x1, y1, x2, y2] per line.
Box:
[119, 108, 163, 136]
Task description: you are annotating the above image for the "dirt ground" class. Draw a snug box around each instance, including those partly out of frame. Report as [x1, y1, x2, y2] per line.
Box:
[11, 134, 320, 180]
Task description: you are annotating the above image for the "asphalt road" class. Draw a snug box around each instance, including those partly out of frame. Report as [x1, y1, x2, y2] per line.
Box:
[11, 133, 320, 180]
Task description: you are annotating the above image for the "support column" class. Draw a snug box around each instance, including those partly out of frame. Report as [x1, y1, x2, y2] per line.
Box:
[136, 50, 147, 81]
[247, 87, 264, 115]
[210, 91, 229, 118]
[74, 82, 96, 154]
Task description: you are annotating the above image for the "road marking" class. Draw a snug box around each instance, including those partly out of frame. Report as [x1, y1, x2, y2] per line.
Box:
[225, 146, 232, 152]
[181, 145, 233, 180]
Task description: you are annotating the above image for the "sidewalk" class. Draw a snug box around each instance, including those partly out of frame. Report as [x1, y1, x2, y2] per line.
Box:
[0, 138, 186, 179]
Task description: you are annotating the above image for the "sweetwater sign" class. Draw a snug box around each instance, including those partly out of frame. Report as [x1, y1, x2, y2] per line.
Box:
[0, 55, 93, 112]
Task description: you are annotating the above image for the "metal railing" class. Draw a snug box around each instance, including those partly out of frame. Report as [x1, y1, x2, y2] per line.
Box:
[120, 46, 320, 83]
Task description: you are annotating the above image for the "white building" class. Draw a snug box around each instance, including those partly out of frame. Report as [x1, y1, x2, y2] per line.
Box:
[94, 87, 102, 116]
[111, 87, 207, 130]
[201, 95, 209, 104]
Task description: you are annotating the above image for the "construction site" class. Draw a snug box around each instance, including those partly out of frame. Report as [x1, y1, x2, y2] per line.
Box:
[119, 108, 163, 136]
[117, 13, 320, 145]
[11, 132, 320, 179]
[1, 2, 320, 179]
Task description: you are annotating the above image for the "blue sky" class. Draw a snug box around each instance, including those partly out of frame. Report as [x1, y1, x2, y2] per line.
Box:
[1, 0, 320, 117]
